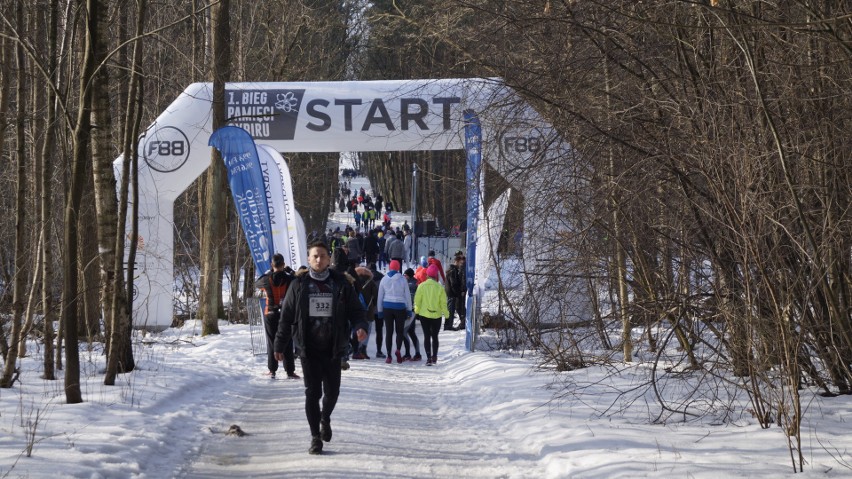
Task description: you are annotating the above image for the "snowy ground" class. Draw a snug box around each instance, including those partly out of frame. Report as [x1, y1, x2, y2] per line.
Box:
[2, 322, 850, 478]
[2, 173, 851, 478]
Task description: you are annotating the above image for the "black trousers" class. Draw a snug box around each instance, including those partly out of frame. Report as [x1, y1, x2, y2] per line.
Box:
[374, 314, 384, 353]
[403, 315, 420, 356]
[420, 316, 441, 358]
[446, 295, 466, 330]
[300, 354, 342, 437]
[265, 311, 295, 374]
[384, 308, 408, 354]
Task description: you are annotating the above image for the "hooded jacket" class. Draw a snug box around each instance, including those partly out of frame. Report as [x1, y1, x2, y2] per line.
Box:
[274, 268, 366, 359]
[377, 270, 413, 316]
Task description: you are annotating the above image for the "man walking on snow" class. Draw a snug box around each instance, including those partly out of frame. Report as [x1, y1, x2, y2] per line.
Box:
[255, 253, 298, 378]
[445, 252, 467, 332]
[275, 241, 368, 455]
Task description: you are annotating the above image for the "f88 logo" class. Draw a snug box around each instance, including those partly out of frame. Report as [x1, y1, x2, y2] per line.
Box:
[502, 136, 542, 154]
[146, 140, 185, 157]
[141, 126, 190, 173]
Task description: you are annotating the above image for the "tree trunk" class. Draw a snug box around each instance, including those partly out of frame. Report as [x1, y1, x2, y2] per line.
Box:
[18, 231, 43, 359]
[1, 0, 29, 388]
[603, 57, 632, 362]
[106, 0, 146, 386]
[0, 35, 10, 361]
[200, 0, 230, 335]
[18, 13, 50, 360]
[91, 0, 126, 382]
[62, 0, 101, 404]
[80, 171, 101, 342]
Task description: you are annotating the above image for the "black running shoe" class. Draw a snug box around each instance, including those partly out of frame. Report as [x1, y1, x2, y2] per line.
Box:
[375, 351, 386, 358]
[320, 420, 332, 442]
[309, 435, 323, 454]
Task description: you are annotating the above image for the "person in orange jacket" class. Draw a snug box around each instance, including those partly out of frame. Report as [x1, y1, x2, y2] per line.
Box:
[414, 256, 429, 284]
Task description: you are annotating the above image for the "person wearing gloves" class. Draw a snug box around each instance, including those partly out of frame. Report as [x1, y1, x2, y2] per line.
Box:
[414, 264, 450, 366]
[376, 259, 413, 364]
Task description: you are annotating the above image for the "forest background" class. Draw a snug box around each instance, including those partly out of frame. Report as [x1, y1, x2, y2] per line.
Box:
[0, 1, 849, 472]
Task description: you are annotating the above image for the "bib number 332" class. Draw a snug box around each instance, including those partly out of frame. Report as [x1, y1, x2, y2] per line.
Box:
[309, 297, 333, 317]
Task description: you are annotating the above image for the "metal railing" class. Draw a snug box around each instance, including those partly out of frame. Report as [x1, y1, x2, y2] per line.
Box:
[247, 297, 267, 356]
[466, 293, 480, 352]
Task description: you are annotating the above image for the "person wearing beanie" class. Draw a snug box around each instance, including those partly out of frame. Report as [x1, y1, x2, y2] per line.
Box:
[414, 264, 450, 366]
[426, 264, 440, 279]
[377, 259, 413, 364]
[404, 267, 416, 278]
[427, 250, 446, 284]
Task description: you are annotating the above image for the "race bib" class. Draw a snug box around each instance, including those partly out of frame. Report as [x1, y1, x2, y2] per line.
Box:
[309, 296, 333, 317]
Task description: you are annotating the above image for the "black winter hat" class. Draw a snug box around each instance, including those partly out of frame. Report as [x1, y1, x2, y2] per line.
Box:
[331, 248, 349, 268]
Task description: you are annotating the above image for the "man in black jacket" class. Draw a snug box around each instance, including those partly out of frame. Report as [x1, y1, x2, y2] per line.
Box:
[275, 241, 367, 455]
[255, 253, 297, 378]
[445, 252, 467, 331]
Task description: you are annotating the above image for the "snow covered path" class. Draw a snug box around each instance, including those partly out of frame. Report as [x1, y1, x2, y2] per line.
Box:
[179, 331, 544, 478]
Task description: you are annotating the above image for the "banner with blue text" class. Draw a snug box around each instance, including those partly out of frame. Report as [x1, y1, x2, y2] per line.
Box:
[209, 126, 275, 276]
[463, 109, 482, 347]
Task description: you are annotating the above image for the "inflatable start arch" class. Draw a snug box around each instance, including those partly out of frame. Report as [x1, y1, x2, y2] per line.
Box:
[119, 78, 588, 330]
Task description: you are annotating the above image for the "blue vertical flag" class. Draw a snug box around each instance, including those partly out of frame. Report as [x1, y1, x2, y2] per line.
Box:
[463, 110, 482, 347]
[209, 126, 275, 276]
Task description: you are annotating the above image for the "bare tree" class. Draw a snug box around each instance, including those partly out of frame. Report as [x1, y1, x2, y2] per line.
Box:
[0, 0, 28, 389]
[38, 0, 60, 381]
[60, 0, 107, 403]
[199, 0, 231, 335]
[96, 0, 139, 384]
